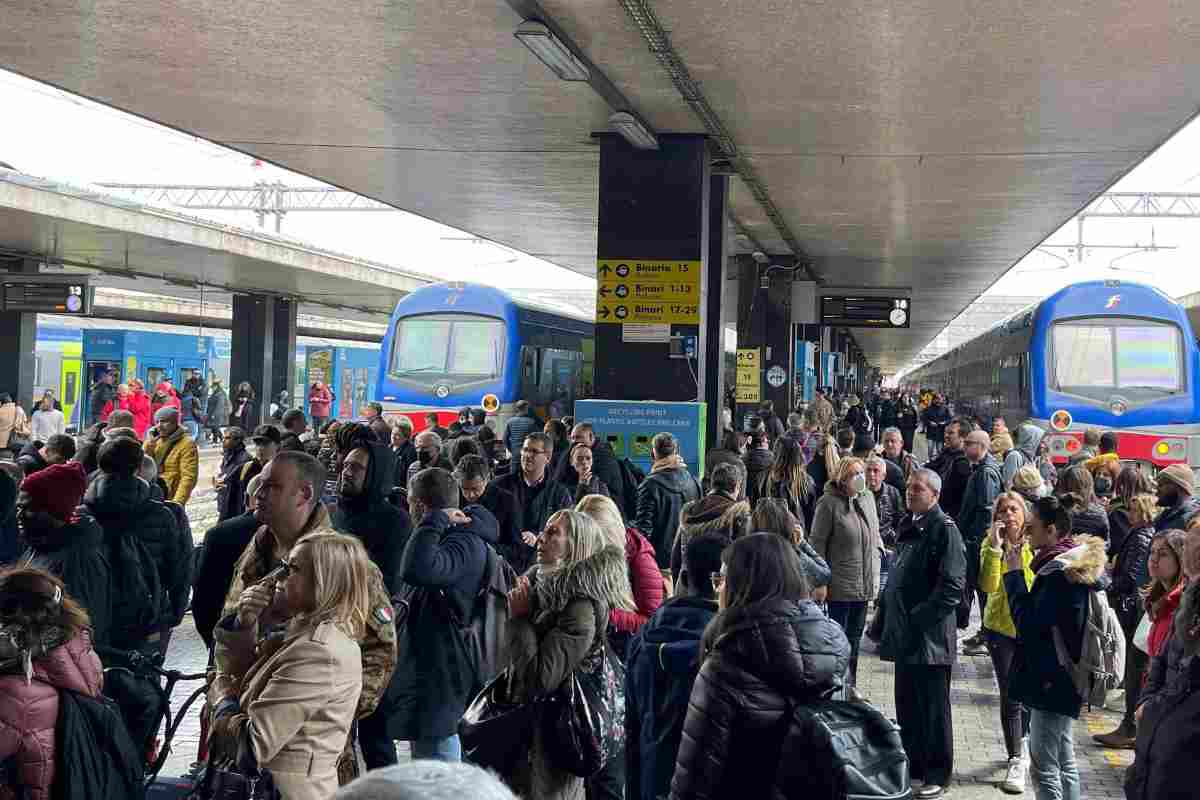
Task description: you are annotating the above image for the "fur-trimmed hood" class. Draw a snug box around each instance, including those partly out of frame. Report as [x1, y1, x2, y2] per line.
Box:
[680, 494, 751, 535]
[535, 545, 635, 618]
[1036, 535, 1108, 587]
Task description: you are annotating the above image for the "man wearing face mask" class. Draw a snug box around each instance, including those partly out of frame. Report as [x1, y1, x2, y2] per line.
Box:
[223, 424, 280, 521]
[405, 431, 452, 487]
[1154, 464, 1200, 532]
[957, 429, 1003, 643]
[394, 467, 499, 762]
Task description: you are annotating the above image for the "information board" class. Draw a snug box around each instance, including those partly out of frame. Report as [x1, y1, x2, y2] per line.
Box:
[820, 295, 910, 328]
[574, 400, 707, 478]
[596, 259, 701, 325]
[2, 275, 91, 315]
[735, 348, 760, 403]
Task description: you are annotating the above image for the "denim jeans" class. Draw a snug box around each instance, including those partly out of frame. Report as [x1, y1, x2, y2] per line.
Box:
[410, 734, 461, 762]
[827, 600, 868, 686]
[183, 420, 200, 440]
[1029, 709, 1079, 800]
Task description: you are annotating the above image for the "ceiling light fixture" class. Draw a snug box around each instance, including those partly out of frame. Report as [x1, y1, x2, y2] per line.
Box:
[513, 21, 590, 81]
[609, 111, 659, 150]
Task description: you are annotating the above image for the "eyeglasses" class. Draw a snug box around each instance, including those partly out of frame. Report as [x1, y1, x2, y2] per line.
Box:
[522, 447, 547, 457]
[711, 573, 726, 591]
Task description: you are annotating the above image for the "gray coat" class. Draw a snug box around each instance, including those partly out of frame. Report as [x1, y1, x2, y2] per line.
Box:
[810, 482, 881, 602]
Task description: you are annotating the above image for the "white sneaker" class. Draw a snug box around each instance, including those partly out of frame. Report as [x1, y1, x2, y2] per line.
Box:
[1001, 757, 1026, 795]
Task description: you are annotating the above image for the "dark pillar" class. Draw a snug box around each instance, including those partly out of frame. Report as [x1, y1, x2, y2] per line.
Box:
[735, 254, 793, 430]
[701, 174, 729, 449]
[271, 297, 298, 412]
[230, 294, 274, 429]
[0, 260, 39, 408]
[594, 134, 710, 404]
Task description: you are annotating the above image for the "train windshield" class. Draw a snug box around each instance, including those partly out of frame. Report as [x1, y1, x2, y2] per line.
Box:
[1051, 317, 1183, 403]
[389, 313, 505, 379]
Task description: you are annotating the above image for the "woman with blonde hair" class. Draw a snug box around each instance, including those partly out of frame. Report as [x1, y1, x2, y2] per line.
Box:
[504, 509, 635, 800]
[575, 494, 660, 646]
[210, 530, 371, 800]
[977, 491, 1034, 793]
[810, 456, 880, 694]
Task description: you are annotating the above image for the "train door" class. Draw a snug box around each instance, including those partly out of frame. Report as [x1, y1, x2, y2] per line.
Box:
[175, 361, 207, 391]
[143, 364, 172, 393]
[60, 357, 81, 431]
[82, 360, 121, 424]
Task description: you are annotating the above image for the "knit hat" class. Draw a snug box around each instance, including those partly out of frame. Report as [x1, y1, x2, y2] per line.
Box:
[20, 462, 87, 522]
[1159, 464, 1195, 497]
[1012, 465, 1046, 500]
[154, 405, 179, 422]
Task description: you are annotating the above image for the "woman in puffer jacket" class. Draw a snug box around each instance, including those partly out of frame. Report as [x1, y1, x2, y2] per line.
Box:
[0, 567, 105, 800]
[670, 533, 850, 800]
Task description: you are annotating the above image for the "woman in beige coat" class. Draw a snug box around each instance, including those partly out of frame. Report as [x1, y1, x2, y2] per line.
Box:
[211, 530, 370, 800]
[809, 456, 881, 696]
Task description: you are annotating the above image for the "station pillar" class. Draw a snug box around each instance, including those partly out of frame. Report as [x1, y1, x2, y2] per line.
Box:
[735, 253, 793, 430]
[230, 294, 297, 427]
[594, 134, 726, 447]
[0, 260, 38, 409]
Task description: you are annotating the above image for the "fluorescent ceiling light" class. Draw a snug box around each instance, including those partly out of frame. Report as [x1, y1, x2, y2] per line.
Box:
[514, 21, 590, 82]
[609, 111, 659, 150]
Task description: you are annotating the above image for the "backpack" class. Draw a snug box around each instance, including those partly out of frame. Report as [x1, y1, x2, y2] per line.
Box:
[53, 689, 144, 800]
[1053, 587, 1126, 709]
[617, 457, 644, 518]
[442, 545, 518, 691]
[107, 533, 166, 648]
[773, 699, 911, 800]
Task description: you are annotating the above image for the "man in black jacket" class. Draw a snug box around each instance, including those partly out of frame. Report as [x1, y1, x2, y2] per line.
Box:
[921, 394, 952, 460]
[875, 468, 966, 800]
[393, 467, 499, 761]
[626, 535, 723, 800]
[492, 431, 572, 561]
[191, 507, 259, 650]
[214, 427, 252, 522]
[89, 369, 117, 425]
[390, 416, 417, 490]
[926, 417, 974, 521]
[866, 455, 904, 597]
[331, 426, 412, 769]
[456, 455, 524, 573]
[1154, 464, 1200, 532]
[17, 433, 75, 477]
[561, 422, 627, 515]
[636, 433, 702, 571]
[957, 430, 1003, 641]
[278, 409, 308, 452]
[406, 430, 453, 487]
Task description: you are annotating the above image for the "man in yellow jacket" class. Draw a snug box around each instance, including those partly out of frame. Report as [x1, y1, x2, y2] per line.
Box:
[144, 406, 200, 505]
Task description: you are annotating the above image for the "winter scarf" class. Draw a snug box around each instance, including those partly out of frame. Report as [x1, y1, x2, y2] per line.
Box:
[651, 454, 688, 475]
[151, 426, 187, 469]
[1030, 536, 1078, 575]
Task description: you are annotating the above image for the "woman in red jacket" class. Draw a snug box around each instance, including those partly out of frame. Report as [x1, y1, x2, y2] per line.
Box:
[127, 378, 152, 438]
[576, 493, 665, 640]
[0, 567, 106, 800]
[100, 383, 132, 422]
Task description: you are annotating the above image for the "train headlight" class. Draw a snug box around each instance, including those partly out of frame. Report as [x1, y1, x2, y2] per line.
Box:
[1153, 439, 1186, 459]
[1155, 442, 1170, 456]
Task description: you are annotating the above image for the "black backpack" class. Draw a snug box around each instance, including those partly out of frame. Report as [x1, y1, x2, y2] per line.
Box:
[617, 457, 644, 518]
[107, 532, 166, 648]
[772, 700, 912, 800]
[442, 545, 517, 691]
[53, 689, 144, 800]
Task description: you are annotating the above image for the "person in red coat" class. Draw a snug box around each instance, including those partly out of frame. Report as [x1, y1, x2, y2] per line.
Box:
[127, 378, 152, 439]
[100, 383, 133, 422]
[308, 381, 334, 430]
[0, 567, 106, 800]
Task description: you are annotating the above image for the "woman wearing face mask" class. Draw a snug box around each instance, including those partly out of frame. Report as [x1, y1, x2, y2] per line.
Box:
[809, 457, 880, 695]
[503, 510, 634, 800]
[977, 492, 1035, 794]
[669, 533, 850, 799]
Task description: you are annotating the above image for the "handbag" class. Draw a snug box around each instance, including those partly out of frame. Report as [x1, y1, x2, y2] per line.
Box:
[192, 719, 279, 800]
[459, 669, 539, 776]
[1133, 612, 1152, 655]
[543, 608, 626, 778]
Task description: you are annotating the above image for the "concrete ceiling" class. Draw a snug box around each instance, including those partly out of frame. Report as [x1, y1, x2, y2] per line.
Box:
[4, 1, 1200, 371]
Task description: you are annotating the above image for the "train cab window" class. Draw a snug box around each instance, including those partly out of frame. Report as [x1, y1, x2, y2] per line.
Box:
[146, 367, 168, 389]
[390, 314, 504, 379]
[1052, 318, 1183, 403]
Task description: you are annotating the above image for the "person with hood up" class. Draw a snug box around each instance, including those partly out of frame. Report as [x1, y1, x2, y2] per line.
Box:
[1003, 496, 1108, 800]
[810, 457, 881, 694]
[635, 433, 702, 574]
[873, 468, 966, 800]
[669, 533, 850, 800]
[214, 427, 252, 522]
[16, 462, 112, 649]
[82, 437, 188, 651]
[741, 428, 773, 505]
[143, 406, 199, 506]
[331, 423, 412, 596]
[392, 467, 499, 762]
[625, 535, 723, 800]
[126, 378, 152, 439]
[670, 463, 752, 593]
[1154, 463, 1200, 533]
[205, 379, 231, 445]
[503, 509, 634, 799]
[958, 429, 1003, 646]
[0, 567, 110, 800]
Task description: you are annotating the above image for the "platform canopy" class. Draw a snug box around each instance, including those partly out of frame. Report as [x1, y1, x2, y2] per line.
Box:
[5, 0, 1200, 369]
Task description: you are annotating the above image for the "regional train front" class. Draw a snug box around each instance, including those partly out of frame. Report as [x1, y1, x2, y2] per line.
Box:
[1031, 281, 1200, 472]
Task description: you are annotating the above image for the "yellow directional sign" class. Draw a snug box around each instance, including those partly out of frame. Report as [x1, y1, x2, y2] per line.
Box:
[596, 259, 701, 324]
[736, 348, 760, 402]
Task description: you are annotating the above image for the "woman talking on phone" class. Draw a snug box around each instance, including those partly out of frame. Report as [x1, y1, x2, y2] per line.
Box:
[978, 491, 1035, 795]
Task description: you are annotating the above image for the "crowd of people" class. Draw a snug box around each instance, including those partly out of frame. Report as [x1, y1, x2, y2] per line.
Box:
[1, 377, 1199, 800]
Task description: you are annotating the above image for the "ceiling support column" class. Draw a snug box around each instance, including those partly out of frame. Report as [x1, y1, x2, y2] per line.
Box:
[735, 253, 793, 431]
[0, 259, 39, 415]
[230, 293, 295, 428]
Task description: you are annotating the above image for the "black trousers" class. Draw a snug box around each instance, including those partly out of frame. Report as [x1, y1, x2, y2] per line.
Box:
[1118, 602, 1149, 728]
[586, 750, 625, 800]
[895, 665, 954, 787]
[358, 710, 398, 769]
[987, 631, 1030, 758]
[957, 539, 988, 630]
[828, 600, 869, 687]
